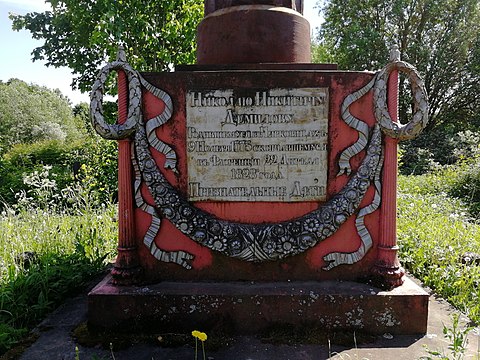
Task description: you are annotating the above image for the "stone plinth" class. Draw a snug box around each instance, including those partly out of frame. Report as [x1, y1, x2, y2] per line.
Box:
[88, 275, 428, 335]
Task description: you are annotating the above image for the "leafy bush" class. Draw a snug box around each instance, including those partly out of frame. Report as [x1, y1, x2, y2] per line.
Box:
[0, 79, 86, 154]
[77, 138, 118, 206]
[0, 157, 24, 206]
[399, 145, 440, 175]
[400, 127, 480, 176]
[0, 138, 117, 209]
[4, 140, 76, 167]
[451, 130, 480, 162]
[1, 140, 79, 206]
[400, 128, 453, 175]
[398, 167, 460, 196]
[400, 151, 480, 221]
[449, 163, 480, 218]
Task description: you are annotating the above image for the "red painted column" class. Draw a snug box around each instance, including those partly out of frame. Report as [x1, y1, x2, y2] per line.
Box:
[197, 2, 311, 64]
[371, 47, 405, 289]
[111, 67, 142, 285]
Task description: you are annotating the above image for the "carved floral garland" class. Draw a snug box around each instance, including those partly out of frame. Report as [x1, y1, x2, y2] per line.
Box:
[90, 56, 428, 270]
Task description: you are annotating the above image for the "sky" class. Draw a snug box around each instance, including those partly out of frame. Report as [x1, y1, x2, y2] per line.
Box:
[0, 0, 323, 105]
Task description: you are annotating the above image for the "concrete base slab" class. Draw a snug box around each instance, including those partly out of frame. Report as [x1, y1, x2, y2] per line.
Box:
[88, 275, 428, 335]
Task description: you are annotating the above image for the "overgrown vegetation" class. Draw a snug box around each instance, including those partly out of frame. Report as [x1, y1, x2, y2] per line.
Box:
[0, 192, 117, 354]
[0, 138, 118, 207]
[0, 79, 86, 154]
[398, 165, 480, 324]
[0, 80, 119, 354]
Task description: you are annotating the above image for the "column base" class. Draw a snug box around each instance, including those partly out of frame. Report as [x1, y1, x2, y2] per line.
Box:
[110, 266, 143, 286]
[369, 263, 405, 290]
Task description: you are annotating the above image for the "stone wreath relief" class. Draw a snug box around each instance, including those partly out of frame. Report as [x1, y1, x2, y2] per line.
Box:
[90, 47, 428, 271]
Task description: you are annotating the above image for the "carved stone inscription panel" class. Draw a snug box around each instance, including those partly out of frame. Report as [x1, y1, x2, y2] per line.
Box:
[186, 88, 329, 202]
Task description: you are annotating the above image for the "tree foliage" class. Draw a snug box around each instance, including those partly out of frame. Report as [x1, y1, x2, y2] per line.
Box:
[311, 42, 335, 64]
[0, 79, 85, 154]
[315, 0, 480, 129]
[10, 0, 204, 93]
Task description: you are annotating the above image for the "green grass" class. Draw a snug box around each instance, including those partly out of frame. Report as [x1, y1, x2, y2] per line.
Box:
[1, 163, 480, 355]
[0, 205, 117, 354]
[398, 171, 480, 324]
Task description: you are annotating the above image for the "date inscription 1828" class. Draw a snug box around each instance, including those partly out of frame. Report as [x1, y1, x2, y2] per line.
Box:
[186, 88, 329, 202]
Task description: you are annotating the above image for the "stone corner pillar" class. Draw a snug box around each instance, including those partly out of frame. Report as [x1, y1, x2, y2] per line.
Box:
[370, 45, 405, 289]
[110, 48, 143, 285]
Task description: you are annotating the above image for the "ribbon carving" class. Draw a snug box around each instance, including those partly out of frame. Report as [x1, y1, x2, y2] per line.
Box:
[90, 53, 428, 270]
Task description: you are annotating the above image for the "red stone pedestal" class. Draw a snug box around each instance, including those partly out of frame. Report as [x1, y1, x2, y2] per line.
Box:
[88, 275, 428, 335]
[88, 60, 429, 335]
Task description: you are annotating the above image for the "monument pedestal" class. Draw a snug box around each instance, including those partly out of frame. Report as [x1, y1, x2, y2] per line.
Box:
[88, 62, 430, 336]
[88, 1, 430, 336]
[88, 275, 428, 335]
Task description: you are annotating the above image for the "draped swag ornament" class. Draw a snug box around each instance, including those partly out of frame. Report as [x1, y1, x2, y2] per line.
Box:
[90, 51, 428, 271]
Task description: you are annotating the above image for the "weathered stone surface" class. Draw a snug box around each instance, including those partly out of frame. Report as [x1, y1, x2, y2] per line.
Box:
[88, 275, 428, 335]
[124, 68, 383, 282]
[197, 6, 311, 64]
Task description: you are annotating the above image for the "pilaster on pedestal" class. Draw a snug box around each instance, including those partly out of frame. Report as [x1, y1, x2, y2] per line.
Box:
[110, 67, 142, 286]
[111, 235, 142, 285]
[370, 46, 404, 289]
[370, 134, 405, 289]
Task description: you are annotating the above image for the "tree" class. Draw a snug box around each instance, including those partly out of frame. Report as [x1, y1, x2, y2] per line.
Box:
[315, 0, 480, 173]
[10, 0, 204, 93]
[0, 79, 85, 154]
[315, 0, 480, 129]
[311, 41, 335, 64]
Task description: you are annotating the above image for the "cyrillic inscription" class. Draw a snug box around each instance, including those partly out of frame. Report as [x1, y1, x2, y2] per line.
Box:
[186, 88, 329, 202]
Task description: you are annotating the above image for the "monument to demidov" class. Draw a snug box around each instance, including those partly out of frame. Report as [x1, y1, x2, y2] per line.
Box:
[89, 0, 429, 335]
